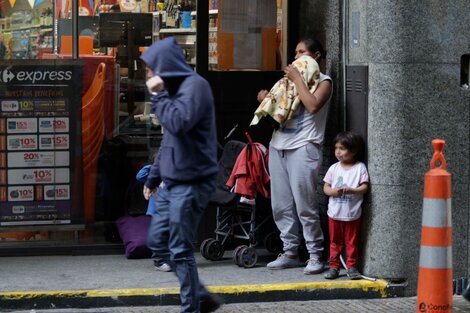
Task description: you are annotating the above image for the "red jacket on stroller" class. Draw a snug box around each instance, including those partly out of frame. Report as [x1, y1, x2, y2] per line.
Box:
[226, 141, 270, 200]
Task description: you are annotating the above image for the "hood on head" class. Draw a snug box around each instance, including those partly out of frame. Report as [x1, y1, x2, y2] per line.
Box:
[140, 37, 193, 79]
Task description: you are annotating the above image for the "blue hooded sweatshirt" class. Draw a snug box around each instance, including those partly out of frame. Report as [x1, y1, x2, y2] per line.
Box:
[140, 37, 218, 189]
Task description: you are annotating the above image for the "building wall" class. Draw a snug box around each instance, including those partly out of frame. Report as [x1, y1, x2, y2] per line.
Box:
[358, 1, 470, 294]
[299, 0, 342, 148]
[301, 0, 470, 294]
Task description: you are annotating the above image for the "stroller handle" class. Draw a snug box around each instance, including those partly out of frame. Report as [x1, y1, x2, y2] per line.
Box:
[224, 124, 239, 141]
[245, 132, 253, 144]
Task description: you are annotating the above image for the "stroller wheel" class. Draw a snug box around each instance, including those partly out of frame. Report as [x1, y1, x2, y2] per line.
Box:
[264, 231, 283, 254]
[238, 246, 258, 268]
[206, 239, 225, 261]
[200, 238, 214, 260]
[232, 245, 246, 266]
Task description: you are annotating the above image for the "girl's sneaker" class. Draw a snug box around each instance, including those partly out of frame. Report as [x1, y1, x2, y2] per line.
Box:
[324, 268, 339, 279]
[347, 267, 362, 280]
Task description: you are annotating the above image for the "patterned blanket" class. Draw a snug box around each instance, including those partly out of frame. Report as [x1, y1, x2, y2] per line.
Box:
[250, 55, 320, 128]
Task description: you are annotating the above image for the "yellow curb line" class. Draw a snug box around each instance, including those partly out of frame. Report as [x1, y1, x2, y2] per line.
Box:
[0, 279, 390, 300]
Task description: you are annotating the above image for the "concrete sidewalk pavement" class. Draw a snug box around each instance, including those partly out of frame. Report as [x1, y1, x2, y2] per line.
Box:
[1, 250, 405, 310]
[6, 297, 470, 313]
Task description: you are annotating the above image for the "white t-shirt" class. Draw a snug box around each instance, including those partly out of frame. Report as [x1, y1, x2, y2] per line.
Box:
[323, 161, 369, 221]
[270, 73, 332, 150]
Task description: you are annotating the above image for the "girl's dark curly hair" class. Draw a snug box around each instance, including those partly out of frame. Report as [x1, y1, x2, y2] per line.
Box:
[334, 131, 365, 162]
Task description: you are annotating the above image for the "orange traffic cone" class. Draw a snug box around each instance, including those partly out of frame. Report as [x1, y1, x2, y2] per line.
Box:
[416, 139, 453, 313]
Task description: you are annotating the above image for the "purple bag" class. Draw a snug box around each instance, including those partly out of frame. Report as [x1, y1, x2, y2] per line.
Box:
[116, 215, 152, 259]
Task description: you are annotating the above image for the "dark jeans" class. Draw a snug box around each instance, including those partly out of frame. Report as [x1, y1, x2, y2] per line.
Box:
[147, 180, 215, 313]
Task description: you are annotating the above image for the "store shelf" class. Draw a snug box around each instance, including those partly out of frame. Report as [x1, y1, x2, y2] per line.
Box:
[3, 24, 53, 32]
[155, 8, 218, 68]
[190, 9, 218, 16]
[159, 28, 196, 33]
[158, 27, 216, 34]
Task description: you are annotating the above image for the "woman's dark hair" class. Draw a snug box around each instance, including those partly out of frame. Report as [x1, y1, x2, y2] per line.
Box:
[334, 131, 364, 162]
[299, 37, 326, 59]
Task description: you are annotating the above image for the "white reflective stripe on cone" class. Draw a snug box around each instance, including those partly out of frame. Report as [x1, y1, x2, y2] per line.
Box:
[422, 198, 452, 228]
[419, 246, 452, 269]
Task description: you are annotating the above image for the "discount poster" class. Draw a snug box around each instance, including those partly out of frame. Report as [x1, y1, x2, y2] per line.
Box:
[0, 60, 83, 226]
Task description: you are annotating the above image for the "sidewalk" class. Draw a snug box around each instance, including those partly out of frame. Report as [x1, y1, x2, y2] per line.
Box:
[0, 249, 405, 310]
[7, 297, 470, 313]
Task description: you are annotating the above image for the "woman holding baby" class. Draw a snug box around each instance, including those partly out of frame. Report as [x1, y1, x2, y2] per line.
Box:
[257, 37, 333, 274]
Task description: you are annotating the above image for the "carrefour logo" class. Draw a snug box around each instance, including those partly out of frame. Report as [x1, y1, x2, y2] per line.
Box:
[0, 70, 15, 83]
[0, 68, 73, 84]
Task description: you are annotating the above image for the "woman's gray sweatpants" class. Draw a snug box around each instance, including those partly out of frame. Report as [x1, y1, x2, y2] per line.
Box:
[269, 142, 324, 258]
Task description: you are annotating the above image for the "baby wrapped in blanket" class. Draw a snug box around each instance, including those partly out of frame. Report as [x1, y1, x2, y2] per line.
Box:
[250, 55, 320, 128]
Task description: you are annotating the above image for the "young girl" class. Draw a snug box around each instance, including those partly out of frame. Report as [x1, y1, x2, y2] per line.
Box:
[323, 131, 369, 279]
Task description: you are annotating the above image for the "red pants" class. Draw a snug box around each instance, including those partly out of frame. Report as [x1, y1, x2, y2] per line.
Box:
[328, 217, 361, 269]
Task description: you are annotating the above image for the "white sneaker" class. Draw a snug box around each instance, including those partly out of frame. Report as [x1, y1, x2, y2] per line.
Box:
[303, 258, 324, 274]
[155, 263, 172, 272]
[154, 259, 172, 272]
[267, 253, 300, 269]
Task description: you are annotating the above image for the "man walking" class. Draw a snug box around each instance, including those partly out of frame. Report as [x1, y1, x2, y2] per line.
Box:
[141, 37, 221, 313]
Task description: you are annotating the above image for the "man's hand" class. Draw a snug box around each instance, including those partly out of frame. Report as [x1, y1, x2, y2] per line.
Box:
[143, 185, 157, 200]
[146, 75, 165, 94]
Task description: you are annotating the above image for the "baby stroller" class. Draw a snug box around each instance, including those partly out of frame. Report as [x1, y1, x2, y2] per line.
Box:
[200, 132, 275, 268]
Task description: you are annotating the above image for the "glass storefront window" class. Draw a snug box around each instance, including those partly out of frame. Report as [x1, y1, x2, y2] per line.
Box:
[153, 0, 288, 72]
[0, 0, 54, 59]
[0, 0, 162, 253]
[0, 0, 291, 255]
[211, 0, 287, 71]
[0, 0, 288, 64]
[155, 0, 197, 68]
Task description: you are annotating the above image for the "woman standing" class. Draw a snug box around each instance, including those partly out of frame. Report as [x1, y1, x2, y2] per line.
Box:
[258, 37, 333, 274]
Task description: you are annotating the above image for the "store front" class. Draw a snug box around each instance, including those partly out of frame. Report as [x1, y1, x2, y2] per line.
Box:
[0, 0, 298, 255]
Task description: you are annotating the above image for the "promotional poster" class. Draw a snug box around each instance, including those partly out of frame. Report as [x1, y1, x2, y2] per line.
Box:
[0, 60, 83, 226]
